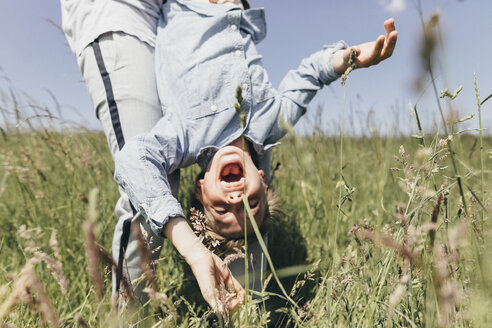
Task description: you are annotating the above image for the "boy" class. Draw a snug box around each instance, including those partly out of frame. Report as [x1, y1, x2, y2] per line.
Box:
[115, 0, 397, 311]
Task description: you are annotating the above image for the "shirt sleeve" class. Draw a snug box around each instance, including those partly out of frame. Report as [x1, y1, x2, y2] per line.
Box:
[263, 40, 348, 144]
[114, 114, 186, 235]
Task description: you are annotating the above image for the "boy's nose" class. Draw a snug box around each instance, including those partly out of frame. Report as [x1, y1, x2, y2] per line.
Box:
[227, 191, 243, 204]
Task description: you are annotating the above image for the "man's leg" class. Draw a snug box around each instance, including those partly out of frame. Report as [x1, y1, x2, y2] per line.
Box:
[77, 31, 179, 306]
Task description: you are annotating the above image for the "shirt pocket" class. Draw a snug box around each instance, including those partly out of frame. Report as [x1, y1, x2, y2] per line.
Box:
[247, 51, 275, 106]
[182, 55, 241, 120]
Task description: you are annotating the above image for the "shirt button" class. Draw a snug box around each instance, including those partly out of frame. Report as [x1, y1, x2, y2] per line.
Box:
[230, 24, 237, 31]
[210, 104, 217, 112]
[242, 83, 249, 90]
[235, 50, 242, 57]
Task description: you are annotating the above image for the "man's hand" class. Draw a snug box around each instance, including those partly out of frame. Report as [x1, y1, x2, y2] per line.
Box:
[163, 217, 245, 312]
[333, 18, 398, 75]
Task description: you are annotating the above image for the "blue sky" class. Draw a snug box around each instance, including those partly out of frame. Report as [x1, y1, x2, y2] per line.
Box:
[1, 0, 491, 135]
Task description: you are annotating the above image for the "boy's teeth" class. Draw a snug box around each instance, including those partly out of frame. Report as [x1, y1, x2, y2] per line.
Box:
[221, 177, 244, 187]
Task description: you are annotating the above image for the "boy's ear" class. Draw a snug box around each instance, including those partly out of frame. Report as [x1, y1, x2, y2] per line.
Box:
[195, 179, 204, 201]
[258, 170, 267, 186]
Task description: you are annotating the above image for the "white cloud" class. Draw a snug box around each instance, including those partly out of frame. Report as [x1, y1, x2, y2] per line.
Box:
[378, 0, 406, 13]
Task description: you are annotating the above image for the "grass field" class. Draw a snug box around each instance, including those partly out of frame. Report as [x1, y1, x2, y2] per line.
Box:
[0, 100, 491, 327]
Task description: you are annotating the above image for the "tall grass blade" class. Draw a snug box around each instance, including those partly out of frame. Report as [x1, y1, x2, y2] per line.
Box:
[242, 196, 299, 309]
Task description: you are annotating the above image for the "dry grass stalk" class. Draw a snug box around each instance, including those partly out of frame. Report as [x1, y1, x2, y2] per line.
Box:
[433, 244, 457, 328]
[387, 271, 410, 326]
[399, 207, 408, 246]
[31, 251, 68, 297]
[0, 268, 31, 326]
[17, 226, 69, 297]
[83, 219, 103, 301]
[432, 222, 466, 328]
[430, 193, 444, 248]
[289, 262, 317, 298]
[360, 230, 422, 267]
[348, 223, 374, 251]
[223, 247, 245, 267]
[0, 260, 59, 328]
[131, 224, 157, 291]
[215, 284, 232, 327]
[97, 246, 134, 302]
[142, 287, 177, 316]
[297, 299, 317, 320]
[190, 208, 221, 252]
[27, 268, 59, 328]
[49, 231, 62, 267]
[74, 313, 90, 328]
[262, 273, 273, 292]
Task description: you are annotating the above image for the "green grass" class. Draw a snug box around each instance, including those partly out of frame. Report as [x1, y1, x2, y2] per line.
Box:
[0, 117, 491, 327]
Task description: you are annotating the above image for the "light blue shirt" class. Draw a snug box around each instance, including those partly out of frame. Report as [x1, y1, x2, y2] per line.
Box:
[114, 0, 347, 234]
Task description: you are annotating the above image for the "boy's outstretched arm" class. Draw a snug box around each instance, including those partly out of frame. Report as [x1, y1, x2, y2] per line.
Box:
[332, 18, 398, 74]
[163, 217, 245, 311]
[262, 18, 398, 145]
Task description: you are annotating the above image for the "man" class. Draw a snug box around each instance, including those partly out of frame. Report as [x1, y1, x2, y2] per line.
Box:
[60, 0, 179, 308]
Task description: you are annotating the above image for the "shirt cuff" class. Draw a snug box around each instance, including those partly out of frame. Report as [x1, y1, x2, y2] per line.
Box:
[320, 40, 349, 84]
[140, 194, 186, 235]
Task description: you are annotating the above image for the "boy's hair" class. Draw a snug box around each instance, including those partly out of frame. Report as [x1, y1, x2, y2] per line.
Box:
[190, 181, 283, 256]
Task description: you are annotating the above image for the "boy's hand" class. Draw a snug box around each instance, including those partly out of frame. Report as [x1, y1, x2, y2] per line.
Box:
[333, 18, 398, 75]
[163, 217, 245, 312]
[187, 250, 245, 312]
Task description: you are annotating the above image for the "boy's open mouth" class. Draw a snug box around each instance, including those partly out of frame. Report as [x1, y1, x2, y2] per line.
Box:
[220, 163, 244, 184]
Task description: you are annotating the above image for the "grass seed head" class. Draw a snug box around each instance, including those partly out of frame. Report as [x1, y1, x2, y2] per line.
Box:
[132, 223, 158, 291]
[83, 220, 103, 301]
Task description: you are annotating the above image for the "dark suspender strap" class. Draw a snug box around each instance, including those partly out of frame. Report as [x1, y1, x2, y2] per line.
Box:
[241, 0, 250, 10]
[91, 37, 125, 150]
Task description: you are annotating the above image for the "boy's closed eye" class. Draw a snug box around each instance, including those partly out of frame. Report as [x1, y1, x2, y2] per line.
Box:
[214, 206, 228, 215]
[213, 199, 260, 215]
[248, 199, 260, 210]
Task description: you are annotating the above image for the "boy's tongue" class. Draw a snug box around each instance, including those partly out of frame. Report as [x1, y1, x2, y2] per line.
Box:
[221, 163, 243, 183]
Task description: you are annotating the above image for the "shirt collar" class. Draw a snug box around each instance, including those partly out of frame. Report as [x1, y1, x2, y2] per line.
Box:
[176, 0, 242, 16]
[175, 0, 266, 44]
[240, 8, 267, 44]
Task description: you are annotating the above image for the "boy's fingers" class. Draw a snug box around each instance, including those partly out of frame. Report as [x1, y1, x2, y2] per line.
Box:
[351, 46, 361, 58]
[226, 286, 245, 312]
[215, 255, 243, 296]
[223, 269, 236, 292]
[217, 270, 244, 312]
[223, 272, 245, 310]
[365, 36, 385, 66]
[384, 18, 396, 37]
[381, 18, 397, 60]
[225, 271, 245, 300]
[227, 297, 243, 312]
[381, 31, 398, 60]
[212, 255, 245, 311]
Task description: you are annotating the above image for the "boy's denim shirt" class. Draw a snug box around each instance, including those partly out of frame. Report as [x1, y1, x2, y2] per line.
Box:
[114, 0, 347, 235]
